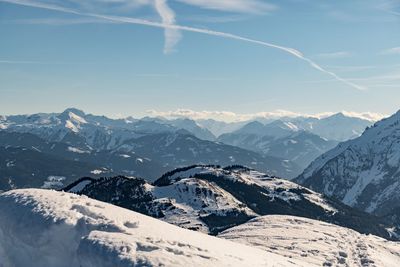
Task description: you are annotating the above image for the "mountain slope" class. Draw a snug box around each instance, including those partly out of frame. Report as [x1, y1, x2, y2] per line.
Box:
[0, 131, 168, 182]
[218, 121, 338, 172]
[65, 173, 255, 234]
[64, 165, 398, 240]
[196, 119, 246, 136]
[165, 118, 216, 141]
[0, 146, 112, 192]
[0, 189, 302, 267]
[116, 132, 302, 179]
[219, 215, 400, 267]
[296, 110, 400, 216]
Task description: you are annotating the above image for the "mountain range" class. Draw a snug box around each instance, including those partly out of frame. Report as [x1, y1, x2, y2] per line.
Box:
[0, 108, 376, 183]
[218, 120, 339, 170]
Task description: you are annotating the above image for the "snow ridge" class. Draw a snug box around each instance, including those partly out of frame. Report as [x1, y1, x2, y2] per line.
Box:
[0, 189, 300, 267]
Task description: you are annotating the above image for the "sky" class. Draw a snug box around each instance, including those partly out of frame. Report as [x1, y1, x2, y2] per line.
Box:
[0, 0, 399, 120]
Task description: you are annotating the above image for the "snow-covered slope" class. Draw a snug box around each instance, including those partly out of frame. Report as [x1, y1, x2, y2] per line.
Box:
[64, 165, 397, 240]
[296, 110, 400, 216]
[0, 189, 302, 267]
[219, 215, 400, 267]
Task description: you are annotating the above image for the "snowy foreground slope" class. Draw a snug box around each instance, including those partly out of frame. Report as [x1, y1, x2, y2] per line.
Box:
[0, 189, 305, 267]
[219, 215, 400, 267]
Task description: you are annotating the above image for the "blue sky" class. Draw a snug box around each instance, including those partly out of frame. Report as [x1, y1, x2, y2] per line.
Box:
[0, 0, 399, 120]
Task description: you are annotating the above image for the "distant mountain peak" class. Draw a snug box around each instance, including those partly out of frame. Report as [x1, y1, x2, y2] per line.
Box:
[238, 121, 265, 133]
[61, 108, 86, 117]
[329, 112, 346, 119]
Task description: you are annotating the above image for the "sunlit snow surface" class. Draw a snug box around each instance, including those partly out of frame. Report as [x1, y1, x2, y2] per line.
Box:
[0, 189, 303, 267]
[219, 215, 400, 267]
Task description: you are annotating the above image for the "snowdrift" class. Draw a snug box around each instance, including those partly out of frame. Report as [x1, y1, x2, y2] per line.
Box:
[0, 189, 301, 267]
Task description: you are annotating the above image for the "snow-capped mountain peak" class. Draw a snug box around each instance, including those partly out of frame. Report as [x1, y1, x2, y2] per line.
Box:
[296, 110, 400, 216]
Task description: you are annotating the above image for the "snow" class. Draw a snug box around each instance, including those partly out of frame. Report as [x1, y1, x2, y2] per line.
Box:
[241, 170, 338, 212]
[6, 160, 15, 168]
[68, 146, 90, 154]
[68, 112, 87, 124]
[164, 166, 215, 183]
[41, 176, 66, 189]
[65, 120, 79, 133]
[284, 122, 299, 131]
[68, 180, 93, 193]
[303, 193, 337, 214]
[0, 189, 301, 267]
[151, 178, 256, 233]
[90, 170, 104, 175]
[219, 215, 400, 267]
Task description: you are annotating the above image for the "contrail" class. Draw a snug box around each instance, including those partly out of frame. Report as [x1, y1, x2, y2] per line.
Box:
[0, 0, 366, 90]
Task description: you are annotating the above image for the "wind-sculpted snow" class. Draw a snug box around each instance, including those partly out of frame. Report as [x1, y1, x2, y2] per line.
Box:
[219, 215, 400, 267]
[0, 189, 303, 267]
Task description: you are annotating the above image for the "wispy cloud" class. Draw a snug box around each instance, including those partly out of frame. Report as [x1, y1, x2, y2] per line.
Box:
[326, 65, 378, 73]
[315, 51, 352, 59]
[134, 73, 179, 78]
[302, 67, 400, 90]
[0, 59, 78, 64]
[181, 14, 250, 24]
[378, 0, 400, 16]
[154, 0, 182, 54]
[0, 0, 366, 91]
[146, 109, 386, 122]
[174, 0, 276, 14]
[380, 47, 400, 55]
[0, 60, 42, 64]
[2, 17, 117, 25]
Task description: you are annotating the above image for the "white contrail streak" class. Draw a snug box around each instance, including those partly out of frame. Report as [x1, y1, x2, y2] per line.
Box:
[0, 0, 366, 90]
